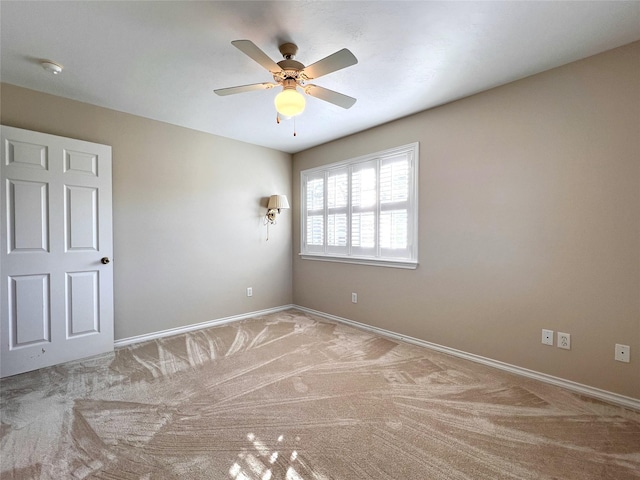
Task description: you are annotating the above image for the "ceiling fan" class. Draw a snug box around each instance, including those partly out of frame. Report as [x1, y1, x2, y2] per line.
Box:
[214, 40, 358, 118]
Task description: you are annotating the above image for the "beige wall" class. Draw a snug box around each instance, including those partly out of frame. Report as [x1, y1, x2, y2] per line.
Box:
[292, 42, 640, 399]
[1, 84, 293, 340]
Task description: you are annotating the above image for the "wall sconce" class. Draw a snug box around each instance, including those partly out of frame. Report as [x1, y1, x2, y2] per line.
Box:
[266, 194, 290, 225]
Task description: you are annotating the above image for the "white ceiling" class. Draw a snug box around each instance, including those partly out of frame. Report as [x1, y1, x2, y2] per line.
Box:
[2, 1, 639, 154]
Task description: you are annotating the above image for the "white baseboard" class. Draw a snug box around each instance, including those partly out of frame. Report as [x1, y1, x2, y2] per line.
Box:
[113, 303, 638, 411]
[294, 305, 640, 412]
[114, 305, 294, 348]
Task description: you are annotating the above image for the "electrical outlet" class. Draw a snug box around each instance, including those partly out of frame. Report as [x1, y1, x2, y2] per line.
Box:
[351, 292, 357, 304]
[615, 344, 630, 363]
[247, 287, 253, 297]
[541, 329, 554, 346]
[557, 332, 570, 350]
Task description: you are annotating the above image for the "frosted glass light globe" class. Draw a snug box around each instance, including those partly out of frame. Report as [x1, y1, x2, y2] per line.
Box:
[274, 88, 306, 117]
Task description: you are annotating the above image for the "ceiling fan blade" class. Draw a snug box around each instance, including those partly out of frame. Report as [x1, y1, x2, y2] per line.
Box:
[214, 82, 276, 96]
[302, 48, 358, 80]
[231, 40, 281, 74]
[304, 85, 357, 109]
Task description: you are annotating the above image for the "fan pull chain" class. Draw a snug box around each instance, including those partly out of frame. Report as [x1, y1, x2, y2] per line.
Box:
[275, 113, 298, 137]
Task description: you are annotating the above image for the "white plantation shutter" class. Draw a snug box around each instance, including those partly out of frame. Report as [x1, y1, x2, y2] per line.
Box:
[379, 154, 411, 258]
[304, 173, 324, 252]
[301, 143, 418, 269]
[351, 160, 377, 256]
[326, 168, 348, 254]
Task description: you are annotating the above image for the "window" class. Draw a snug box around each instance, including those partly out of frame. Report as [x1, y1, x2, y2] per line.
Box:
[300, 143, 418, 269]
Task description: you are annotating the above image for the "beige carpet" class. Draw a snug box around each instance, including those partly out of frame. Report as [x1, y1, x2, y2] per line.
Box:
[1, 309, 639, 479]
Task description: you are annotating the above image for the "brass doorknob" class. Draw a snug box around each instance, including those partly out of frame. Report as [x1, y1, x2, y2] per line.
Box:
[101, 257, 110, 264]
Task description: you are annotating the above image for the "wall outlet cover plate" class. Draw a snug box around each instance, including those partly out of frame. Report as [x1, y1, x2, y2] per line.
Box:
[557, 332, 571, 350]
[615, 344, 630, 363]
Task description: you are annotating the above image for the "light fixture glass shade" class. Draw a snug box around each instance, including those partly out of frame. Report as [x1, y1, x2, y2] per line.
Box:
[268, 194, 290, 210]
[274, 88, 306, 117]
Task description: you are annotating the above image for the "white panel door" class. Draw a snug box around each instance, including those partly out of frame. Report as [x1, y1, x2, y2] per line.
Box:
[1, 126, 113, 377]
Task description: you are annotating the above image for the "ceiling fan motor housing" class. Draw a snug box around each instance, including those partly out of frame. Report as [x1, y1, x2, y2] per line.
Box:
[275, 43, 305, 84]
[276, 59, 305, 83]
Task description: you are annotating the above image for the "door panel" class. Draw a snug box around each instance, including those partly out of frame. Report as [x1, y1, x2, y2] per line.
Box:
[7, 180, 49, 252]
[6, 139, 48, 169]
[64, 150, 98, 176]
[9, 274, 51, 347]
[65, 185, 99, 251]
[1, 126, 113, 377]
[66, 270, 100, 337]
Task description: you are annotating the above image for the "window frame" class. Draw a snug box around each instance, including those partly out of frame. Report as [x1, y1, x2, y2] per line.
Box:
[300, 142, 419, 269]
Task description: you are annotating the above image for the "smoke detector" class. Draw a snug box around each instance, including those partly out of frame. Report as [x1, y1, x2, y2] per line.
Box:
[41, 61, 63, 75]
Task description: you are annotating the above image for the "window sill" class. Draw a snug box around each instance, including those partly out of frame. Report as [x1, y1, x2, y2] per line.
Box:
[299, 253, 418, 270]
